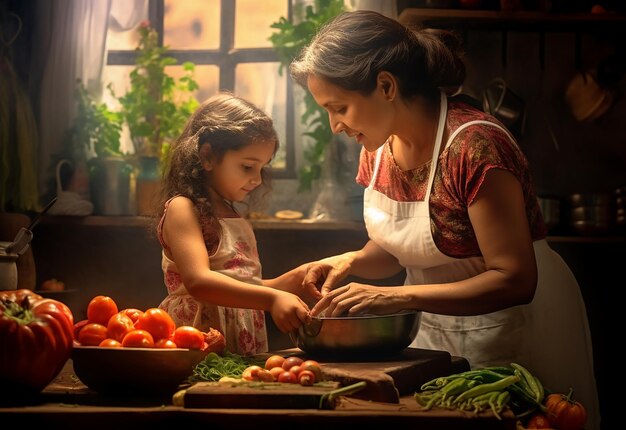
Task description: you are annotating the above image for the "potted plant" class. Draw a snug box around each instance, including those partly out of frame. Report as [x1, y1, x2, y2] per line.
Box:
[269, 0, 346, 192]
[55, 79, 131, 215]
[112, 21, 199, 215]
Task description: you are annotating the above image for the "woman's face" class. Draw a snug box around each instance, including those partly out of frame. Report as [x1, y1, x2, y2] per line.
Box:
[307, 74, 395, 152]
[206, 139, 276, 202]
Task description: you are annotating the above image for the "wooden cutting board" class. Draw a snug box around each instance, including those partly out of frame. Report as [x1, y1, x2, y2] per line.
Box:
[183, 380, 343, 409]
[183, 347, 467, 408]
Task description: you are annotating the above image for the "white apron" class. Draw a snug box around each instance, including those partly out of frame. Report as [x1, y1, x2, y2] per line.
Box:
[363, 92, 600, 430]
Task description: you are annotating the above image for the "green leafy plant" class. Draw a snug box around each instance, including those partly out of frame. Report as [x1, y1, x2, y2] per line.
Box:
[269, 0, 346, 192]
[113, 21, 199, 161]
[65, 79, 123, 159]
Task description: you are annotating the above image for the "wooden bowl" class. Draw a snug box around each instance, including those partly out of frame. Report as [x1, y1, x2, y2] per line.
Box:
[71, 346, 208, 396]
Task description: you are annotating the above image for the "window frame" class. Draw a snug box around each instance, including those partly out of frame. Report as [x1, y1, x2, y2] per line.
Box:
[105, 0, 296, 179]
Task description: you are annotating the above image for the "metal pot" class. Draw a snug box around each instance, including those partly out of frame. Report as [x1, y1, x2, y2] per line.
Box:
[0, 242, 19, 289]
[289, 311, 421, 359]
[0, 198, 57, 289]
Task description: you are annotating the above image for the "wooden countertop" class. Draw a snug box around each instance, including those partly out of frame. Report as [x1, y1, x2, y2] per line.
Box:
[0, 358, 517, 430]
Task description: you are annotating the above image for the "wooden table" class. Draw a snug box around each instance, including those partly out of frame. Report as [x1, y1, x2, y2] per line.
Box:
[0, 355, 517, 430]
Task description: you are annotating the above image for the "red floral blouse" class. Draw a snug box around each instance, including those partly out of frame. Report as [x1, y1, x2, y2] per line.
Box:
[356, 99, 547, 259]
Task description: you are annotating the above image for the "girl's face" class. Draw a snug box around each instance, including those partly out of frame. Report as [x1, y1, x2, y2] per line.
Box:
[206, 139, 276, 202]
[307, 74, 394, 152]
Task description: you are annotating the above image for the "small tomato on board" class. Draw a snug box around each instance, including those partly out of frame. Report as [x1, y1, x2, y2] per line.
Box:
[121, 329, 155, 348]
[269, 366, 285, 380]
[1, 289, 74, 395]
[171, 325, 204, 350]
[544, 388, 587, 430]
[87, 296, 118, 325]
[77, 323, 108, 346]
[134, 308, 175, 341]
[282, 356, 303, 371]
[265, 354, 286, 370]
[277, 370, 298, 384]
[106, 312, 134, 342]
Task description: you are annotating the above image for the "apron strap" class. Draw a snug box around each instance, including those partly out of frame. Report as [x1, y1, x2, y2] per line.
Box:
[445, 120, 517, 149]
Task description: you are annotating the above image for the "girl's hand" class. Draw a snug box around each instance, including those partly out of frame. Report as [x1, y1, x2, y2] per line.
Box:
[310, 283, 407, 317]
[269, 291, 311, 333]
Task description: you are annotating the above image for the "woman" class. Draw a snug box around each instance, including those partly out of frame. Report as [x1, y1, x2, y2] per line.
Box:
[290, 10, 599, 429]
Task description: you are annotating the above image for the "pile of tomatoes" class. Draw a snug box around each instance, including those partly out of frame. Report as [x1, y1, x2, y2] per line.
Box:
[241, 354, 323, 386]
[74, 295, 224, 352]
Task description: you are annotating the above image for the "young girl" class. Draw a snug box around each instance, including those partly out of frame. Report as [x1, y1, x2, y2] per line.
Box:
[156, 93, 312, 355]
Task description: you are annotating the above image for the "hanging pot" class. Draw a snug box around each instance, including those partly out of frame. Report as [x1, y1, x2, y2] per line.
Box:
[482, 78, 526, 137]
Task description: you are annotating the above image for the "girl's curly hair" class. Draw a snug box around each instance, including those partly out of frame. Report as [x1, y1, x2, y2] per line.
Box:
[154, 92, 279, 229]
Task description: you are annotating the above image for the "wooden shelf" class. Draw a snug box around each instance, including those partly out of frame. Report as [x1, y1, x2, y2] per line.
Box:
[37, 215, 626, 241]
[398, 8, 626, 32]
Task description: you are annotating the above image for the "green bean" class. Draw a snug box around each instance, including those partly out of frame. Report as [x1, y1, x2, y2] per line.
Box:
[511, 362, 542, 403]
[453, 375, 520, 404]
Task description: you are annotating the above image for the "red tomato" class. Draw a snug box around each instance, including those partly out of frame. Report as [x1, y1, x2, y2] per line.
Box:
[120, 308, 143, 324]
[134, 308, 175, 341]
[106, 312, 134, 342]
[77, 322, 108, 346]
[87, 296, 118, 325]
[269, 366, 284, 380]
[282, 356, 303, 370]
[121, 329, 154, 347]
[171, 325, 204, 350]
[155, 338, 178, 349]
[265, 354, 285, 370]
[99, 338, 122, 348]
[288, 365, 301, 375]
[0, 289, 74, 394]
[73, 319, 89, 339]
[277, 370, 298, 384]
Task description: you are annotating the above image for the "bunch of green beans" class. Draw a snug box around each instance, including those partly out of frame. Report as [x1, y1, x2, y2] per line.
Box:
[188, 351, 265, 382]
[414, 363, 546, 420]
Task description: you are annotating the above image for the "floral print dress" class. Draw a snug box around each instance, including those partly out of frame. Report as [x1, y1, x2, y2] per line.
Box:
[157, 197, 268, 356]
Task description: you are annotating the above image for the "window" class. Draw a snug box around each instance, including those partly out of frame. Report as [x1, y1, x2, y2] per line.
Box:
[103, 0, 295, 178]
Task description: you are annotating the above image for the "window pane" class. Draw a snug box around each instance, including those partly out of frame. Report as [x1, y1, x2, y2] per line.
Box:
[235, 0, 288, 49]
[106, 17, 147, 51]
[164, 0, 220, 49]
[167, 65, 220, 104]
[235, 62, 287, 169]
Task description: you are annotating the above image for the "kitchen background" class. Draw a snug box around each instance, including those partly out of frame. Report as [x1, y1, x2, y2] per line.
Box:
[1, 1, 625, 428]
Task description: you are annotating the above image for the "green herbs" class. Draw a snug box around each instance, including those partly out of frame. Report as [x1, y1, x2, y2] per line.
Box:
[188, 351, 265, 383]
[114, 22, 199, 160]
[415, 362, 546, 420]
[269, 0, 345, 192]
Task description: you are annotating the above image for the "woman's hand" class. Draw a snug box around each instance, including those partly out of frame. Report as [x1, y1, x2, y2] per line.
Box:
[310, 283, 410, 317]
[269, 291, 311, 333]
[301, 253, 356, 298]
